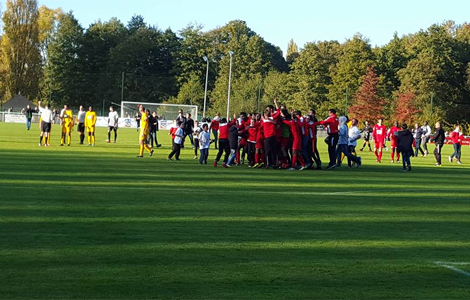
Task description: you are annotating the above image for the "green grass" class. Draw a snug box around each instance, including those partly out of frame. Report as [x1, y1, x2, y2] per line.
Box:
[1, 122, 469, 299]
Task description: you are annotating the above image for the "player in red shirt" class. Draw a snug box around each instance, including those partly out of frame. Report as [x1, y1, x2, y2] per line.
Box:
[209, 113, 221, 149]
[246, 117, 258, 167]
[373, 118, 387, 163]
[315, 109, 339, 168]
[449, 125, 464, 164]
[281, 111, 306, 171]
[214, 115, 236, 168]
[387, 121, 400, 163]
[254, 113, 266, 168]
[236, 112, 251, 165]
[261, 98, 281, 168]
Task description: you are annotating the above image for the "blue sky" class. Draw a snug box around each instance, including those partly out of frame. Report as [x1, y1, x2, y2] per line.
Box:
[4, 0, 470, 54]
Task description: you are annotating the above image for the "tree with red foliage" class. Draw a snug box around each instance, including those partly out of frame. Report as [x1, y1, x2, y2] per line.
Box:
[348, 66, 386, 123]
[394, 91, 422, 125]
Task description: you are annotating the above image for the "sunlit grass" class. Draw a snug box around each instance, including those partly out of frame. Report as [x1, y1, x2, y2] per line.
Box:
[1, 122, 470, 299]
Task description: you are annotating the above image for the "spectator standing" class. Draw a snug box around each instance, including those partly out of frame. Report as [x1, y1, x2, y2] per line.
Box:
[22, 105, 36, 130]
[449, 125, 463, 164]
[432, 122, 445, 166]
[421, 121, 432, 156]
[397, 123, 414, 172]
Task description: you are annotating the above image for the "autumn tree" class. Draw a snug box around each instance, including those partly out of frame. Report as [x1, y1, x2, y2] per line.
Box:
[393, 91, 421, 125]
[349, 66, 387, 122]
[0, 0, 42, 101]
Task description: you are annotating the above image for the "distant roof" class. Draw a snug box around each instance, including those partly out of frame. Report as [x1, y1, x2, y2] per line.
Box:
[3, 95, 35, 109]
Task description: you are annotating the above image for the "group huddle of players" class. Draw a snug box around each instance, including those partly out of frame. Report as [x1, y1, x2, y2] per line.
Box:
[197, 99, 368, 170]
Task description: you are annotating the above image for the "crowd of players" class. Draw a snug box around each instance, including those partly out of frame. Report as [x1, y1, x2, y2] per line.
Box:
[29, 99, 465, 172]
[165, 99, 465, 171]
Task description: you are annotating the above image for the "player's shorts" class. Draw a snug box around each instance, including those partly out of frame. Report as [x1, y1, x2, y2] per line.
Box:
[87, 126, 95, 134]
[390, 140, 398, 148]
[140, 131, 149, 141]
[375, 141, 384, 149]
[292, 139, 302, 151]
[238, 138, 247, 147]
[78, 123, 85, 132]
[62, 124, 73, 133]
[108, 126, 117, 131]
[41, 121, 51, 133]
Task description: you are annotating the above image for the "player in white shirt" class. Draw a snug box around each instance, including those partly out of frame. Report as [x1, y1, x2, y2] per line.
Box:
[107, 106, 119, 143]
[347, 118, 362, 168]
[37, 101, 53, 146]
[76, 106, 86, 144]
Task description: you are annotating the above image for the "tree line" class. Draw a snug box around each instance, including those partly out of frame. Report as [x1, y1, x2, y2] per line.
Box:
[1, 0, 470, 126]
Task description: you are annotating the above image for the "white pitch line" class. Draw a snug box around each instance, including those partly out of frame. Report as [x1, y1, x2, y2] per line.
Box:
[435, 261, 470, 278]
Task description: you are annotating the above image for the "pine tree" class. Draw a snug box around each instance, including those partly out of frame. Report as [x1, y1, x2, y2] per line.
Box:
[349, 66, 387, 122]
[286, 38, 299, 66]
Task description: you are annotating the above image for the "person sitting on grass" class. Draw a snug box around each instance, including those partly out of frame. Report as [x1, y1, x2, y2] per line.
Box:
[397, 123, 414, 172]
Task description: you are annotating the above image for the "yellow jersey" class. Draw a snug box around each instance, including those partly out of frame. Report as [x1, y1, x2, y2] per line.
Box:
[63, 110, 74, 127]
[140, 112, 149, 134]
[85, 111, 97, 128]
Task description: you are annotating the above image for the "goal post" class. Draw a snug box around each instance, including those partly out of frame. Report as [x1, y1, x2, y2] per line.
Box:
[120, 101, 198, 130]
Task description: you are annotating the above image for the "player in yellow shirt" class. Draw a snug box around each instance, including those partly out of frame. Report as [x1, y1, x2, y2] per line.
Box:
[85, 106, 97, 146]
[60, 105, 74, 146]
[137, 105, 154, 158]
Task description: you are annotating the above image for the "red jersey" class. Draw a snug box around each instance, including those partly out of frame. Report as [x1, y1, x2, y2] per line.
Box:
[282, 119, 302, 150]
[449, 131, 464, 144]
[388, 126, 400, 147]
[218, 119, 236, 139]
[248, 125, 258, 143]
[307, 122, 317, 140]
[318, 114, 339, 134]
[261, 109, 281, 138]
[298, 116, 309, 137]
[373, 124, 387, 143]
[211, 118, 220, 131]
[169, 127, 177, 140]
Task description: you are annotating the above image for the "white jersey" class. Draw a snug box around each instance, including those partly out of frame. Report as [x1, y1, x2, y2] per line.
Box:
[38, 107, 53, 123]
[198, 131, 211, 149]
[348, 126, 361, 147]
[108, 111, 119, 127]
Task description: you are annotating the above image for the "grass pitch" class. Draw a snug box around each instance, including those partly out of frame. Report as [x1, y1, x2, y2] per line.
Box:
[0, 122, 469, 299]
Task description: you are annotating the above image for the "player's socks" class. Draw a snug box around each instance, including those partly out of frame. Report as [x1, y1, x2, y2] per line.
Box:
[292, 155, 298, 168]
[92, 136, 96, 145]
[397, 153, 400, 161]
[87, 136, 91, 144]
[108, 132, 111, 141]
[379, 151, 383, 161]
[67, 135, 71, 145]
[144, 144, 152, 153]
[139, 146, 144, 156]
[374, 150, 378, 159]
[255, 153, 259, 164]
[114, 132, 117, 142]
[39, 136, 43, 144]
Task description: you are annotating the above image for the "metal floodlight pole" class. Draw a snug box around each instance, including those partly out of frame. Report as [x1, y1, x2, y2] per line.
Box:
[203, 56, 209, 119]
[121, 72, 125, 103]
[227, 51, 234, 119]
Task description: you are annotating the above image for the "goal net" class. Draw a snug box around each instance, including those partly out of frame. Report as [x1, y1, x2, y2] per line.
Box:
[120, 101, 198, 130]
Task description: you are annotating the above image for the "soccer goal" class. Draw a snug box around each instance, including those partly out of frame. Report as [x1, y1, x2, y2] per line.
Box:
[119, 101, 198, 130]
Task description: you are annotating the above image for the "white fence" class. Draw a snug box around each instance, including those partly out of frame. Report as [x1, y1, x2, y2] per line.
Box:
[0, 112, 178, 130]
